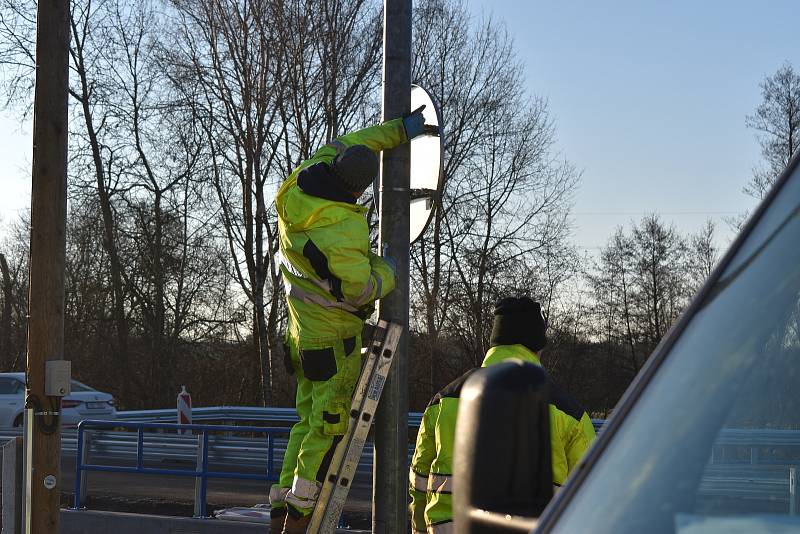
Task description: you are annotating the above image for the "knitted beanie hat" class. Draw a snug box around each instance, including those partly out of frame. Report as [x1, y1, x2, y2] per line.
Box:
[330, 144, 379, 194]
[489, 296, 548, 353]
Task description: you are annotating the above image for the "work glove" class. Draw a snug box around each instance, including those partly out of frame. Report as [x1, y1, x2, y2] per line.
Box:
[382, 244, 398, 274]
[358, 301, 376, 320]
[402, 105, 439, 140]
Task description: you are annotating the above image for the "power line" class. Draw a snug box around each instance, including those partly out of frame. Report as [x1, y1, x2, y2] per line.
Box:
[573, 211, 739, 216]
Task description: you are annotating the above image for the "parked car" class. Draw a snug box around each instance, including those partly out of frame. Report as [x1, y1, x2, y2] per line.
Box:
[454, 147, 800, 533]
[0, 372, 117, 428]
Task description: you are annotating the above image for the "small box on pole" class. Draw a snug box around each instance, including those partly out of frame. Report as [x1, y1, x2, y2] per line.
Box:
[45, 360, 71, 397]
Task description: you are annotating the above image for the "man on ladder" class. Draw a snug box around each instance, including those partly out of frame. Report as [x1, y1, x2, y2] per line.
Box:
[272, 108, 429, 533]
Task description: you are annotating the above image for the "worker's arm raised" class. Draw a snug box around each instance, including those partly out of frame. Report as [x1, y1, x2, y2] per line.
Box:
[308, 119, 408, 164]
[312, 104, 436, 163]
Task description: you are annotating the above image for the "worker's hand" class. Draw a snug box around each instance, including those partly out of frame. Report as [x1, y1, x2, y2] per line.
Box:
[359, 301, 376, 319]
[382, 243, 398, 274]
[402, 105, 439, 140]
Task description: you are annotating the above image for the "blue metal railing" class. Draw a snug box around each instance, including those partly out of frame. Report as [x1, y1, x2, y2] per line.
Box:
[73, 419, 289, 517]
[55, 416, 800, 519]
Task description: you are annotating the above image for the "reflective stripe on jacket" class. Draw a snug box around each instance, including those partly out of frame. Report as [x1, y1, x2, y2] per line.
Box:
[275, 120, 406, 345]
[408, 344, 596, 530]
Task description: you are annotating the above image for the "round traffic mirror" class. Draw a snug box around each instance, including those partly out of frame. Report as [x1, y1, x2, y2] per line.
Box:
[409, 84, 444, 243]
[373, 84, 444, 244]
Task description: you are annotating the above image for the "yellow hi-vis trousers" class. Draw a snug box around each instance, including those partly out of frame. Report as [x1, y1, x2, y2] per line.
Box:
[270, 334, 362, 516]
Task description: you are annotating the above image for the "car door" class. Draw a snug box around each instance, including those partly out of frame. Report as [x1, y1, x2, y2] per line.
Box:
[0, 377, 25, 427]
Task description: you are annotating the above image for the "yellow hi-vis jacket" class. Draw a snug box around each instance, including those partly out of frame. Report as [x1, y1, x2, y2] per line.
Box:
[275, 119, 407, 347]
[408, 344, 596, 533]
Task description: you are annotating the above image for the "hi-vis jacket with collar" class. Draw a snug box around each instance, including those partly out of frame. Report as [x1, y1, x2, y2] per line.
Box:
[276, 119, 407, 347]
[408, 344, 596, 534]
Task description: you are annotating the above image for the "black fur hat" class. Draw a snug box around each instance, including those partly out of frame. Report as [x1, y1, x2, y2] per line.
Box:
[489, 296, 548, 353]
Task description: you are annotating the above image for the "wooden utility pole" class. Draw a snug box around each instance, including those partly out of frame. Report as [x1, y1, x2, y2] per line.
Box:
[25, 0, 70, 532]
[374, 0, 411, 532]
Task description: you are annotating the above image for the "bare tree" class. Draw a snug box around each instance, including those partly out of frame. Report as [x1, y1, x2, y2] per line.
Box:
[167, 0, 291, 405]
[631, 215, 688, 345]
[443, 99, 578, 363]
[100, 0, 235, 403]
[587, 228, 639, 378]
[67, 0, 141, 397]
[686, 219, 718, 293]
[0, 0, 139, 388]
[0, 0, 242, 406]
[0, 0, 598, 412]
[410, 0, 518, 390]
[406, 0, 580, 391]
[0, 253, 11, 362]
[745, 62, 800, 200]
[410, 0, 522, 338]
[0, 0, 35, 111]
[270, 0, 382, 163]
[0, 217, 29, 371]
[587, 215, 690, 381]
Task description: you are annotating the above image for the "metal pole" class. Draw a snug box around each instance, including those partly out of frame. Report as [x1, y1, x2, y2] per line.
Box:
[24, 0, 70, 532]
[77, 430, 91, 508]
[193, 433, 205, 517]
[2, 437, 24, 534]
[374, 1, 411, 532]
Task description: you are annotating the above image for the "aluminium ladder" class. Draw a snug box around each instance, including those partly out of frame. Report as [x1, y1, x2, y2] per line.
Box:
[307, 319, 403, 533]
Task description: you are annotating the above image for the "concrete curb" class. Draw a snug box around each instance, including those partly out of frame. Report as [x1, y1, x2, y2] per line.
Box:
[61, 509, 268, 533]
[60, 509, 371, 533]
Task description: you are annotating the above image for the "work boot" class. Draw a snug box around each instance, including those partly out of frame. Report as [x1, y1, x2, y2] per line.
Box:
[269, 506, 287, 534]
[282, 512, 311, 534]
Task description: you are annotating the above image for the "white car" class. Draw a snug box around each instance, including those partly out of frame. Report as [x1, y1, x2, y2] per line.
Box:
[0, 372, 117, 428]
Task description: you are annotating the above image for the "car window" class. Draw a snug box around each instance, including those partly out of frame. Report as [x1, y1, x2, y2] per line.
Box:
[0, 377, 22, 394]
[70, 380, 96, 392]
[542, 159, 800, 534]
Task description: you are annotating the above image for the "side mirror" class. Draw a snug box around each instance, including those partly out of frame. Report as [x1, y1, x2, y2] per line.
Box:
[453, 359, 553, 533]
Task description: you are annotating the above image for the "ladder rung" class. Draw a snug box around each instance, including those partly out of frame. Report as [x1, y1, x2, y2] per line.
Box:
[307, 321, 403, 533]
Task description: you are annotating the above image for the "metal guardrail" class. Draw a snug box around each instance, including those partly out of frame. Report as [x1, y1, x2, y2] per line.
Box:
[116, 406, 604, 432]
[0, 413, 793, 480]
[698, 464, 800, 513]
[5, 410, 800, 512]
[711, 428, 800, 465]
[117, 406, 297, 422]
[0, 427, 401, 480]
[73, 420, 288, 518]
[116, 406, 421, 426]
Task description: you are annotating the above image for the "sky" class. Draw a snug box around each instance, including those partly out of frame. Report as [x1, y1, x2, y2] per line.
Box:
[464, 0, 799, 253]
[1, 0, 799, 256]
[0, 108, 31, 229]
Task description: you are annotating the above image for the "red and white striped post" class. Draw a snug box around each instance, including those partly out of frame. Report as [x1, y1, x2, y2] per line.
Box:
[177, 385, 192, 434]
